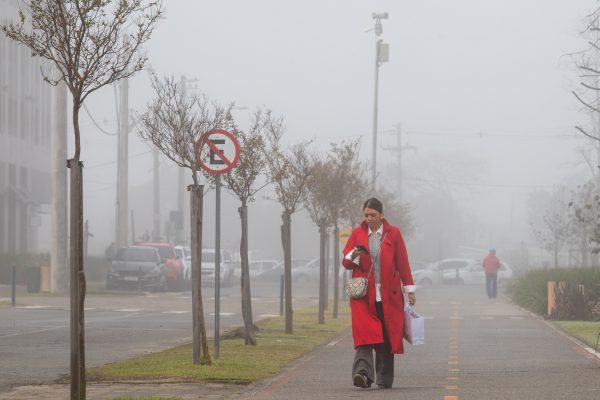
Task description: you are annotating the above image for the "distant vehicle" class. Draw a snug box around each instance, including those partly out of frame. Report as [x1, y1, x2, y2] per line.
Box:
[174, 245, 191, 282]
[200, 248, 235, 287]
[409, 260, 430, 272]
[411, 258, 477, 286]
[456, 261, 514, 286]
[411, 258, 514, 287]
[254, 258, 311, 282]
[106, 246, 167, 291]
[293, 257, 335, 283]
[249, 260, 280, 278]
[137, 242, 184, 290]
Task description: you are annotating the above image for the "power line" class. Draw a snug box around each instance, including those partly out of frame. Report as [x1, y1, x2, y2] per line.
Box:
[83, 103, 117, 136]
[86, 150, 152, 170]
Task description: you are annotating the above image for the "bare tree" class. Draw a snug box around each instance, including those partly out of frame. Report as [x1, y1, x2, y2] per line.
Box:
[322, 141, 363, 319]
[573, 6, 600, 141]
[1, 2, 162, 399]
[264, 117, 313, 334]
[305, 155, 334, 324]
[217, 110, 271, 345]
[529, 187, 572, 267]
[568, 181, 600, 266]
[138, 74, 229, 365]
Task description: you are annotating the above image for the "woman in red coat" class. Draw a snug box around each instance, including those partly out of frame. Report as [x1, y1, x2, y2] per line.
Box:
[342, 198, 416, 389]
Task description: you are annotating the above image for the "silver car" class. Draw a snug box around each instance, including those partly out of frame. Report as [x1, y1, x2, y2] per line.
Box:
[107, 246, 167, 291]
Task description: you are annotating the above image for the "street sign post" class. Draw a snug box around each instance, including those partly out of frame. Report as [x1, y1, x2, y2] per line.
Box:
[195, 129, 240, 359]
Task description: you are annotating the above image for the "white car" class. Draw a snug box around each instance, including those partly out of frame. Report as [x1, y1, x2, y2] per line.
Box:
[411, 258, 477, 286]
[174, 245, 191, 282]
[456, 260, 513, 286]
[412, 258, 513, 286]
[200, 248, 235, 287]
[249, 260, 280, 278]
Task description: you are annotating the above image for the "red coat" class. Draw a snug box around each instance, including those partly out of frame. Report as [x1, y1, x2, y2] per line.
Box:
[342, 219, 414, 354]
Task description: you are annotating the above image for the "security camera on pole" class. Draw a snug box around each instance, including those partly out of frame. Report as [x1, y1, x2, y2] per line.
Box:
[369, 12, 389, 190]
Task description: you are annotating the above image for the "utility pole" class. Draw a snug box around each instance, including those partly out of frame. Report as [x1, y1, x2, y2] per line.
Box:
[383, 123, 416, 203]
[370, 12, 389, 191]
[115, 77, 129, 249]
[152, 147, 161, 241]
[51, 81, 68, 293]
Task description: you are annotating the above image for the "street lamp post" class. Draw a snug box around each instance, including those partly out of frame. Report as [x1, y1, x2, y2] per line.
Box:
[370, 12, 389, 191]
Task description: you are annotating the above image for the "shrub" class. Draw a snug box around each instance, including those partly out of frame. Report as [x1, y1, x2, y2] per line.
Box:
[508, 267, 600, 319]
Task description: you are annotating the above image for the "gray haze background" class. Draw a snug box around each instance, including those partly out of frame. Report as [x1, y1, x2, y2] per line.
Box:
[33, 0, 598, 264]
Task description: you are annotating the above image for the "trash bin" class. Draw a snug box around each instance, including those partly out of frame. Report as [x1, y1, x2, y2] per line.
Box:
[26, 266, 41, 293]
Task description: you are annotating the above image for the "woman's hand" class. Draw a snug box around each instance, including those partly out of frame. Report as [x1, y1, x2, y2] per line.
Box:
[408, 292, 416, 306]
[352, 246, 368, 259]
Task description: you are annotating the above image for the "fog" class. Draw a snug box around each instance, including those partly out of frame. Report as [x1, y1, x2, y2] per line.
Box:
[35, 0, 597, 267]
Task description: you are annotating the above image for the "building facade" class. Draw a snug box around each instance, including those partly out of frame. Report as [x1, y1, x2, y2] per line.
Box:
[0, 0, 53, 254]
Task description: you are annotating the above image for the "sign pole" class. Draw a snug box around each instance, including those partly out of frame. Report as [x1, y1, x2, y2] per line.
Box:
[215, 174, 221, 359]
[195, 128, 240, 360]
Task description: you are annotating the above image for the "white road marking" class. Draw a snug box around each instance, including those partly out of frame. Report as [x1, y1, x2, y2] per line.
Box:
[209, 312, 235, 316]
[161, 310, 188, 314]
[509, 316, 524, 320]
[113, 308, 141, 312]
[19, 305, 50, 309]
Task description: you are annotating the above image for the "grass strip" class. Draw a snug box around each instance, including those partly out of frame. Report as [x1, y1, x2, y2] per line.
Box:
[89, 303, 350, 383]
[555, 321, 600, 349]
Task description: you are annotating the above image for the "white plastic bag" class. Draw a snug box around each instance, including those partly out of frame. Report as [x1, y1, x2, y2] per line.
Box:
[403, 305, 425, 345]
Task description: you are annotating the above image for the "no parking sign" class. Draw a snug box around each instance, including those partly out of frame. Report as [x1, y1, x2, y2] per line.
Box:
[195, 129, 240, 175]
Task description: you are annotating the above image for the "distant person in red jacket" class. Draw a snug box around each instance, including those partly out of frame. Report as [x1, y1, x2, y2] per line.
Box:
[482, 248, 501, 299]
[342, 198, 416, 390]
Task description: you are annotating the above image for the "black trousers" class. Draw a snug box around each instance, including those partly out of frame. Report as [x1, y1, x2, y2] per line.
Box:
[486, 272, 497, 298]
[352, 301, 394, 387]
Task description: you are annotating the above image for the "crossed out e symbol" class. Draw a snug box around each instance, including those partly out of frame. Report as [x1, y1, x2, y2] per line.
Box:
[209, 139, 225, 165]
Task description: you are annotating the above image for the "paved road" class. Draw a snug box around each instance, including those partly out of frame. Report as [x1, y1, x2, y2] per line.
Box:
[2, 282, 599, 399]
[0, 280, 319, 393]
[238, 285, 600, 400]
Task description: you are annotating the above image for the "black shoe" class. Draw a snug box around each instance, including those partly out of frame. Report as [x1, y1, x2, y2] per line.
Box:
[353, 373, 370, 389]
[378, 383, 392, 389]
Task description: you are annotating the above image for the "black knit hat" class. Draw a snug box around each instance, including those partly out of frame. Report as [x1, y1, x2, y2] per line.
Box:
[362, 197, 383, 213]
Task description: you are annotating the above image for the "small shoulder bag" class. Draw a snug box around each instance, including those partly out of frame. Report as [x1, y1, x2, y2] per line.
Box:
[344, 233, 386, 299]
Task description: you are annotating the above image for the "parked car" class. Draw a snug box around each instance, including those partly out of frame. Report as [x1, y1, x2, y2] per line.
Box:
[137, 242, 184, 290]
[200, 248, 235, 287]
[249, 259, 280, 278]
[455, 260, 514, 286]
[411, 258, 477, 286]
[174, 245, 191, 282]
[293, 257, 336, 283]
[254, 258, 311, 282]
[106, 246, 167, 291]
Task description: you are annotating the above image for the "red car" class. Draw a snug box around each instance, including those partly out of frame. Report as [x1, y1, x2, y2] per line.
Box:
[136, 242, 184, 290]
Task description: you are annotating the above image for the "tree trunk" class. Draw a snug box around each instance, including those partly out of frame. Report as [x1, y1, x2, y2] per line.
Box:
[281, 210, 293, 334]
[239, 202, 256, 345]
[68, 159, 85, 400]
[333, 224, 340, 319]
[189, 184, 211, 365]
[318, 222, 326, 324]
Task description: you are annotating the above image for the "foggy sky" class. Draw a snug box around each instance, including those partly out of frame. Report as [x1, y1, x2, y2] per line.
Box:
[33, 0, 599, 262]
